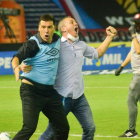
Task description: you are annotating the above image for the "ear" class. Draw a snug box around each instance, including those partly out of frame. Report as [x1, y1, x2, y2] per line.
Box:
[61, 26, 66, 32]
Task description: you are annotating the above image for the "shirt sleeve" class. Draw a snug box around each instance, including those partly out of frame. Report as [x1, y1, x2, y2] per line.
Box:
[13, 39, 39, 64]
[83, 43, 99, 60]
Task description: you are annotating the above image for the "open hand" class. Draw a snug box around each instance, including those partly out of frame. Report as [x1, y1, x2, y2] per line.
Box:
[20, 62, 33, 73]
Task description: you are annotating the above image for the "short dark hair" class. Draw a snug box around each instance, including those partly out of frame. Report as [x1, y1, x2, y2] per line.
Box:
[39, 14, 55, 25]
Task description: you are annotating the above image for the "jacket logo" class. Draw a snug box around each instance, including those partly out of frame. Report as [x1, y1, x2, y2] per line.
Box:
[45, 48, 59, 56]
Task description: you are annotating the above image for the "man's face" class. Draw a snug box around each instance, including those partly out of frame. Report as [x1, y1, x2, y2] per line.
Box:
[38, 20, 55, 43]
[63, 18, 79, 37]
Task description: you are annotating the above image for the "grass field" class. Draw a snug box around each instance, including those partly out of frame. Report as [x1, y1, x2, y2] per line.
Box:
[0, 73, 140, 140]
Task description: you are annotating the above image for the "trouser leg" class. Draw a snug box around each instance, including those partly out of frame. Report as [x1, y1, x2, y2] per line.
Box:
[127, 75, 140, 130]
[13, 83, 42, 140]
[38, 96, 71, 140]
[38, 122, 54, 140]
[42, 89, 69, 140]
[72, 94, 95, 140]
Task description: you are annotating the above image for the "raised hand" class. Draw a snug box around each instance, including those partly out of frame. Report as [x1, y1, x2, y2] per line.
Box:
[106, 26, 117, 38]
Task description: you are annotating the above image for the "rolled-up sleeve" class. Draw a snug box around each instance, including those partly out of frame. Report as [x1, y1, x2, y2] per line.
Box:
[84, 44, 99, 60]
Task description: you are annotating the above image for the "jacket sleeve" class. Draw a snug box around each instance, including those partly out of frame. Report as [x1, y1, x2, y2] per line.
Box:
[12, 39, 39, 64]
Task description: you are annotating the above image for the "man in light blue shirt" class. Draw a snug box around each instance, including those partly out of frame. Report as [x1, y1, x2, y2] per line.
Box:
[37, 16, 117, 140]
[22, 16, 117, 140]
[11, 14, 69, 140]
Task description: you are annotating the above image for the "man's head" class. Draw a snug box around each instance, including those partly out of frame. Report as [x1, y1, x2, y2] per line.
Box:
[58, 16, 79, 42]
[38, 14, 55, 43]
[132, 13, 140, 32]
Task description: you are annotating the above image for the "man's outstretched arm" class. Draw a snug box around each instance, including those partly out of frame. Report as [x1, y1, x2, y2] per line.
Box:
[115, 51, 131, 76]
[96, 26, 117, 58]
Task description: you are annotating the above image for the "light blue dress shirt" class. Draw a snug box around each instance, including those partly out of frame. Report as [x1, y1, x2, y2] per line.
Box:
[54, 36, 98, 99]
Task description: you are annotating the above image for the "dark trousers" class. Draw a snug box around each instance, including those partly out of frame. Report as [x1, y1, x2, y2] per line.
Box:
[39, 94, 95, 140]
[13, 83, 69, 140]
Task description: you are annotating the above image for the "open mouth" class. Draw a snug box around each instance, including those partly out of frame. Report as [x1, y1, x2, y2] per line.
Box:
[45, 35, 49, 38]
[74, 27, 78, 32]
[45, 35, 49, 40]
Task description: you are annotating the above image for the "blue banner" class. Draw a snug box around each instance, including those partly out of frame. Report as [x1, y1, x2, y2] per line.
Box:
[82, 45, 131, 70]
[0, 45, 131, 75]
[0, 51, 17, 75]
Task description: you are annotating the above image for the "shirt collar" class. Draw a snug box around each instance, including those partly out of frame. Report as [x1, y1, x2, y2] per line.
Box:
[61, 36, 79, 43]
[61, 36, 67, 42]
[35, 32, 44, 44]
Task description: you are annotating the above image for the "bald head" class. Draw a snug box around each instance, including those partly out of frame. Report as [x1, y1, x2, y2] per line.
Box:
[58, 16, 71, 34]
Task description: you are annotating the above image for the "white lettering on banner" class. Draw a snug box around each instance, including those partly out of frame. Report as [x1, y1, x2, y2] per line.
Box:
[105, 16, 123, 25]
[0, 57, 12, 69]
[0, 58, 4, 68]
[105, 16, 133, 25]
[85, 58, 93, 65]
[125, 17, 133, 25]
[102, 54, 123, 65]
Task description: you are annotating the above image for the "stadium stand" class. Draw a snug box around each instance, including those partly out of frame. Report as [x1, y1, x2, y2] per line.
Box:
[15, 0, 67, 31]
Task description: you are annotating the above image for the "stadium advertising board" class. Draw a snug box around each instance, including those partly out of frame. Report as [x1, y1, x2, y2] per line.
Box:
[0, 51, 16, 75]
[82, 45, 131, 71]
[79, 28, 132, 42]
[0, 45, 131, 75]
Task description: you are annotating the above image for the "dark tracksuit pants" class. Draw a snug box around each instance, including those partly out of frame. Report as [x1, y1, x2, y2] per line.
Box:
[13, 83, 69, 140]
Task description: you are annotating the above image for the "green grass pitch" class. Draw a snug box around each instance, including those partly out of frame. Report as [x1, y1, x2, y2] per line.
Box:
[0, 73, 140, 140]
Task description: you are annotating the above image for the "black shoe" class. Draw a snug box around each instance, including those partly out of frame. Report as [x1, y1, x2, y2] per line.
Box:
[119, 129, 138, 137]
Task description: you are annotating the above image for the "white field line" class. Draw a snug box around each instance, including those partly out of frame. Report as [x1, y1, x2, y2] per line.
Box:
[0, 87, 19, 88]
[85, 87, 128, 88]
[0, 81, 15, 82]
[0, 86, 128, 89]
[4, 132, 140, 138]
[0, 132, 119, 137]
[0, 81, 128, 88]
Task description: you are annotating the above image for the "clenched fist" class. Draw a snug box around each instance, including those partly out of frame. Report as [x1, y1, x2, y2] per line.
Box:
[106, 26, 117, 38]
